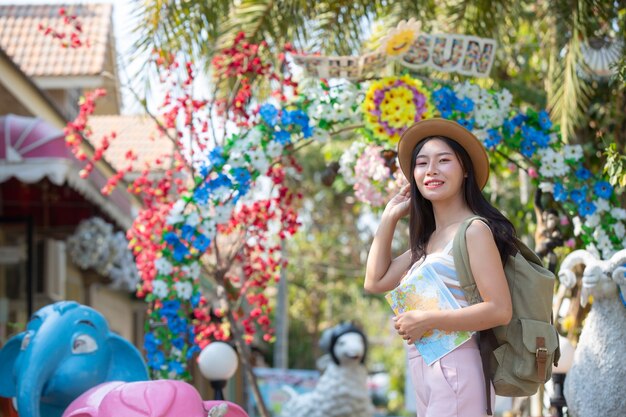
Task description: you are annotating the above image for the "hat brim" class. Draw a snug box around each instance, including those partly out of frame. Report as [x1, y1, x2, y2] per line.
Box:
[397, 118, 489, 190]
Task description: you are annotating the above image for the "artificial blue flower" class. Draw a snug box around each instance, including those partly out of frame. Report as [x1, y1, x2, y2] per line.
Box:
[484, 129, 503, 149]
[186, 345, 200, 360]
[208, 172, 232, 190]
[291, 110, 309, 128]
[181, 224, 196, 241]
[188, 323, 197, 342]
[208, 147, 225, 167]
[553, 183, 568, 202]
[168, 316, 188, 334]
[432, 87, 455, 112]
[521, 125, 538, 143]
[302, 124, 314, 139]
[172, 337, 185, 350]
[260, 104, 278, 126]
[193, 234, 211, 252]
[190, 292, 201, 308]
[503, 118, 517, 135]
[456, 97, 475, 113]
[512, 113, 527, 126]
[147, 351, 165, 370]
[161, 300, 181, 318]
[440, 109, 453, 119]
[538, 110, 552, 131]
[594, 181, 613, 199]
[172, 243, 189, 262]
[274, 130, 291, 145]
[520, 139, 536, 157]
[578, 201, 596, 217]
[533, 132, 550, 148]
[144, 332, 161, 353]
[193, 185, 209, 205]
[168, 360, 185, 375]
[232, 167, 252, 186]
[570, 187, 587, 204]
[199, 164, 210, 178]
[575, 167, 591, 181]
[456, 118, 475, 131]
[280, 110, 293, 125]
[165, 232, 180, 246]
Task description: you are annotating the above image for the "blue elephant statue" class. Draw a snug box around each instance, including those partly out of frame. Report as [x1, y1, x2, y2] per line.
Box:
[0, 301, 148, 417]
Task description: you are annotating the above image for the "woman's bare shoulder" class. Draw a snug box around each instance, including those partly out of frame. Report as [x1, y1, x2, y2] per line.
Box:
[466, 219, 494, 242]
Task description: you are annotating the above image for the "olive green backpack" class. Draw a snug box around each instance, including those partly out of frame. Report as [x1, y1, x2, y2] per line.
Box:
[452, 216, 561, 416]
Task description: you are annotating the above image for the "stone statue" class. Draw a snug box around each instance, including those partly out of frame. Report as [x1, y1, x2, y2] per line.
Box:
[558, 249, 626, 417]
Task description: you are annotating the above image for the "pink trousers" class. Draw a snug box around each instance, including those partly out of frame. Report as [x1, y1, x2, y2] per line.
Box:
[407, 336, 495, 417]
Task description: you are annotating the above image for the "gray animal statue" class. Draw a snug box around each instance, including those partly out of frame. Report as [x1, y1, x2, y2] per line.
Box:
[0, 301, 148, 417]
[558, 249, 626, 417]
[280, 323, 375, 417]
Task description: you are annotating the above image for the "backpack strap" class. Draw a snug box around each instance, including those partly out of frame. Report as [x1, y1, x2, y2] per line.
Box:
[452, 215, 495, 416]
[452, 215, 486, 304]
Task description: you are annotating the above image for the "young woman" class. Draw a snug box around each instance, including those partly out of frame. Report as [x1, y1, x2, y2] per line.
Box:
[364, 118, 516, 417]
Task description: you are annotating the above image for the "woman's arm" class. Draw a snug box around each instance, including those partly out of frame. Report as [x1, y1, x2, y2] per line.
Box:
[394, 220, 512, 343]
[364, 184, 413, 294]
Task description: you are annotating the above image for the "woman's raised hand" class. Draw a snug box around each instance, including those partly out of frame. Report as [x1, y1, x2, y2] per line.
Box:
[384, 184, 411, 220]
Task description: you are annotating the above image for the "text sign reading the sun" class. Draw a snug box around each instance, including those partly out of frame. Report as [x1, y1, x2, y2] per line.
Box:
[291, 34, 497, 80]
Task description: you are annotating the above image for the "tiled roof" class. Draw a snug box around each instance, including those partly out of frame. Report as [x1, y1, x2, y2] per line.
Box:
[88, 115, 175, 173]
[0, 3, 112, 77]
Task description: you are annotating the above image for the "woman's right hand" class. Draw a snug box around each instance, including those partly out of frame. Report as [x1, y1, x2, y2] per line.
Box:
[384, 184, 411, 220]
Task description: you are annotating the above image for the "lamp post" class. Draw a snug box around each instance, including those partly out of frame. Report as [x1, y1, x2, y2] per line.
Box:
[550, 335, 575, 417]
[198, 342, 239, 401]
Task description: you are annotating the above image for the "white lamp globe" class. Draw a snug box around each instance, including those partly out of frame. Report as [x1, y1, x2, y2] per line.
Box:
[553, 335, 576, 373]
[198, 342, 239, 381]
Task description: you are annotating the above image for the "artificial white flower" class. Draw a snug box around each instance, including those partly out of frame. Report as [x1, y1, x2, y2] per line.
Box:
[155, 258, 173, 275]
[174, 281, 193, 300]
[339, 141, 367, 185]
[248, 147, 270, 174]
[539, 164, 555, 178]
[611, 207, 626, 220]
[199, 219, 217, 240]
[185, 212, 201, 227]
[214, 202, 234, 224]
[573, 216, 583, 236]
[584, 213, 601, 228]
[496, 89, 513, 109]
[539, 182, 554, 193]
[226, 152, 248, 170]
[152, 279, 169, 299]
[563, 145, 583, 161]
[613, 222, 626, 239]
[212, 185, 232, 203]
[594, 198, 610, 213]
[266, 141, 284, 159]
[182, 262, 201, 280]
[166, 200, 187, 225]
[539, 149, 568, 177]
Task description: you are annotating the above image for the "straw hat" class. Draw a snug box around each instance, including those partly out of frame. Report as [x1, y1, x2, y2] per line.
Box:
[396, 118, 490, 190]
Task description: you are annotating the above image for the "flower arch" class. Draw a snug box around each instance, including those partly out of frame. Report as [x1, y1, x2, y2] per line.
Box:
[140, 72, 623, 379]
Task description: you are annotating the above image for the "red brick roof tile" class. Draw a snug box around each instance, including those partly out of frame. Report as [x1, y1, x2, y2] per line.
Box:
[0, 3, 112, 77]
[88, 115, 175, 173]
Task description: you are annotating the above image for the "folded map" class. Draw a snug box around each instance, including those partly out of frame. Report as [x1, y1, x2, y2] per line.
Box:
[385, 263, 473, 365]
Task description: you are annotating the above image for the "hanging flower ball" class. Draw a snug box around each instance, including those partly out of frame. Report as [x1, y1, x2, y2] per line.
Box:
[363, 75, 432, 143]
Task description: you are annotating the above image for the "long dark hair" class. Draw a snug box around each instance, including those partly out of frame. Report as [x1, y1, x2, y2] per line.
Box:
[408, 136, 517, 265]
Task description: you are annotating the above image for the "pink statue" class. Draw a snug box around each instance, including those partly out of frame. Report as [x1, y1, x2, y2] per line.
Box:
[62, 380, 248, 417]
